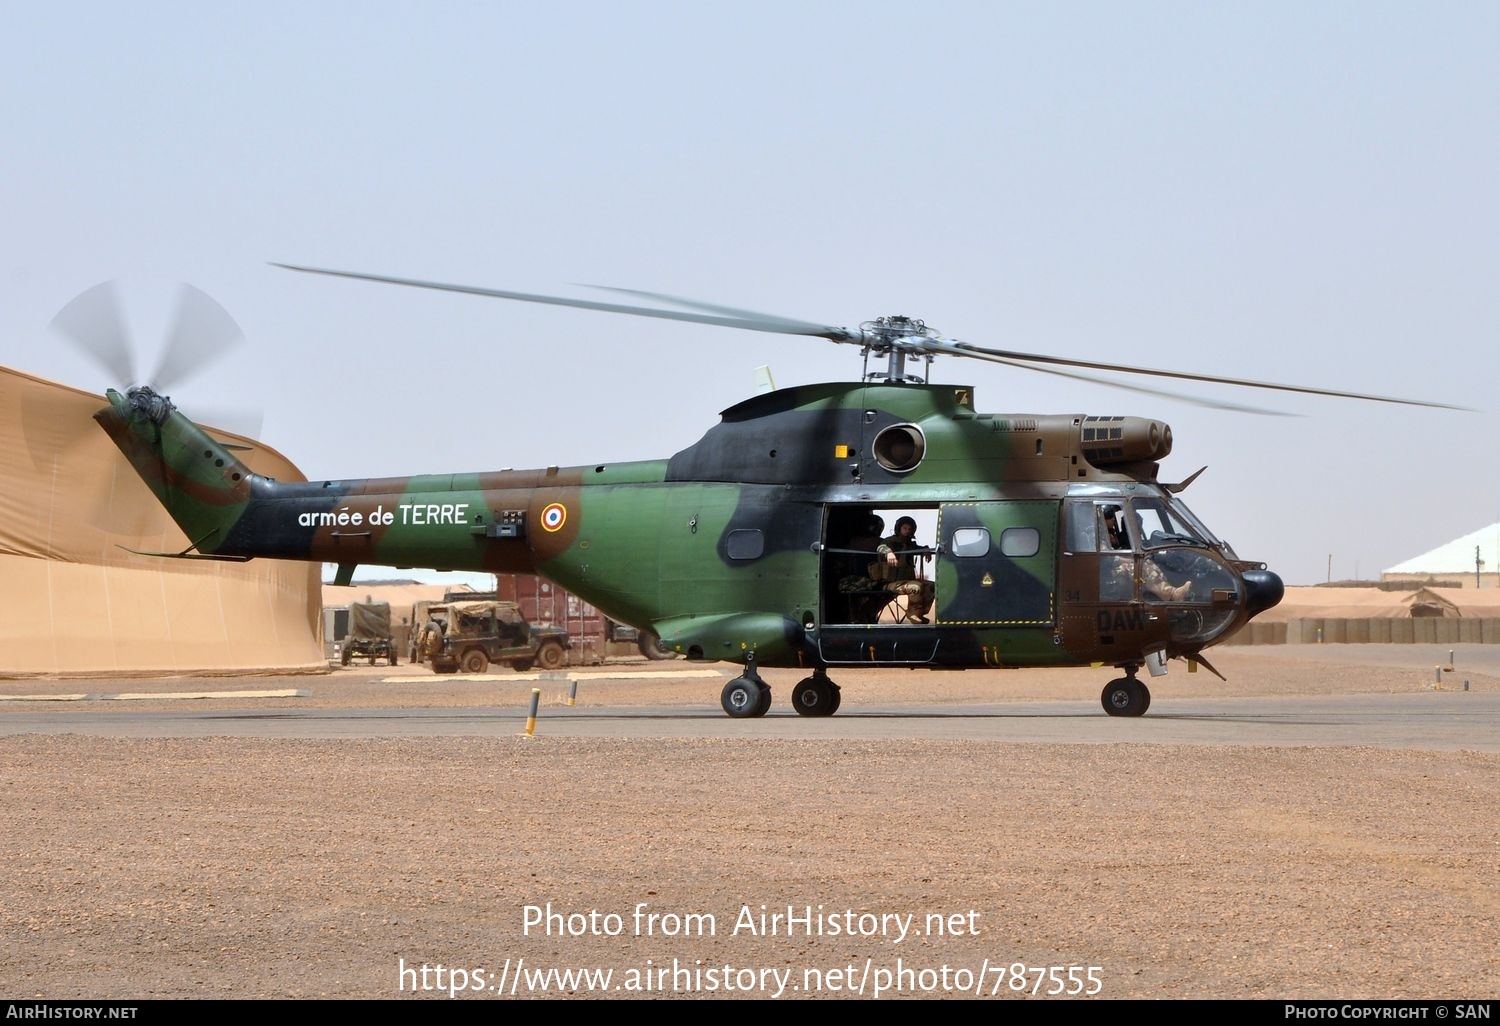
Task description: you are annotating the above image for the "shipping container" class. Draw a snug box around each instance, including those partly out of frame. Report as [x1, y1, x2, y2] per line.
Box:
[490, 574, 673, 663]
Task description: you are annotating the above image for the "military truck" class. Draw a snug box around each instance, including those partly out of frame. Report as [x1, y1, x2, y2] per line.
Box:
[418, 599, 570, 674]
[340, 600, 398, 666]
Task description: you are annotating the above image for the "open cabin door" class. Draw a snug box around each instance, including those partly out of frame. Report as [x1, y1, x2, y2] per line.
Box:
[934, 501, 1057, 627]
[814, 504, 941, 664]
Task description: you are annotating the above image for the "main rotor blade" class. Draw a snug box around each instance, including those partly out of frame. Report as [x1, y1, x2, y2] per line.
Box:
[272, 263, 1467, 411]
[949, 345, 1293, 415]
[578, 284, 844, 337]
[949, 340, 1468, 411]
[49, 281, 137, 386]
[149, 284, 246, 392]
[272, 263, 860, 342]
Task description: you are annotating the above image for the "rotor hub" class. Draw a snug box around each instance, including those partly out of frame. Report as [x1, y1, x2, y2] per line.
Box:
[858, 316, 939, 383]
[126, 386, 175, 424]
[860, 315, 939, 350]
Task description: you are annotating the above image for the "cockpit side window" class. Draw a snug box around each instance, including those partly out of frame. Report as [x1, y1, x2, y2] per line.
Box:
[1065, 500, 1135, 553]
[1099, 504, 1131, 551]
[1064, 502, 1097, 553]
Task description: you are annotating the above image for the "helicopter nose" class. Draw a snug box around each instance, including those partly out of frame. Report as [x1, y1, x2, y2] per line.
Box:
[1242, 569, 1285, 615]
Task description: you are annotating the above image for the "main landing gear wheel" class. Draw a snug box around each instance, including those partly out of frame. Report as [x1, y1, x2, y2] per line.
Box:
[637, 631, 675, 660]
[1101, 677, 1150, 717]
[792, 676, 841, 717]
[721, 677, 771, 719]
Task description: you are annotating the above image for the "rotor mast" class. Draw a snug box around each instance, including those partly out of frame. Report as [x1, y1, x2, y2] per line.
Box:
[860, 315, 937, 384]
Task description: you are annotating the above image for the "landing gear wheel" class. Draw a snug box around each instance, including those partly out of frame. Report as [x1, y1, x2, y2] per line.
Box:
[792, 676, 838, 717]
[461, 649, 490, 674]
[536, 641, 566, 671]
[721, 677, 765, 719]
[1101, 677, 1148, 717]
[637, 631, 674, 660]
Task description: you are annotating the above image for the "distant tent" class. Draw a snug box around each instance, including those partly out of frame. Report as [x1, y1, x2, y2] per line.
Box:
[1384, 521, 1500, 585]
[1249, 585, 1498, 622]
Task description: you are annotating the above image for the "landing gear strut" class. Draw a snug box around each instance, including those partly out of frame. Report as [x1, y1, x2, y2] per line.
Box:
[721, 650, 773, 718]
[791, 667, 842, 717]
[1101, 665, 1151, 717]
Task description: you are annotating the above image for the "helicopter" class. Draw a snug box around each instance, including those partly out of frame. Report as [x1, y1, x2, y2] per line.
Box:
[65, 266, 1463, 719]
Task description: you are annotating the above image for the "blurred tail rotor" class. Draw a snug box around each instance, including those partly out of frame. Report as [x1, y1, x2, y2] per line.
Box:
[149, 283, 246, 393]
[47, 280, 138, 388]
[26, 280, 262, 536]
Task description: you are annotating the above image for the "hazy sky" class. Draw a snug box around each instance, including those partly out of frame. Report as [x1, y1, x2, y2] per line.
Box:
[3, 1, 1496, 587]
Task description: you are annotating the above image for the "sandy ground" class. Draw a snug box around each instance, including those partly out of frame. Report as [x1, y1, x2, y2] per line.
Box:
[1, 647, 1497, 1001]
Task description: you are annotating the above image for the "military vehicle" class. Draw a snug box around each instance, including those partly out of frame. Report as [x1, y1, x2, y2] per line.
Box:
[492, 574, 678, 662]
[418, 599, 569, 674]
[339, 600, 397, 666]
[56, 274, 1463, 718]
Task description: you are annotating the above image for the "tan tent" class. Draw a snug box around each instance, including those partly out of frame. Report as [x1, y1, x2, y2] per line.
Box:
[1251, 585, 1493, 623]
[0, 366, 324, 677]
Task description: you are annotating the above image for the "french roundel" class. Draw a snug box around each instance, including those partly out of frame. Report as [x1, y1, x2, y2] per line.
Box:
[540, 502, 568, 532]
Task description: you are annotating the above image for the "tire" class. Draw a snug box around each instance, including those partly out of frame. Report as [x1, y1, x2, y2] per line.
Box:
[792, 677, 837, 717]
[460, 649, 490, 674]
[536, 641, 566, 671]
[637, 631, 674, 660]
[720, 678, 762, 719]
[1101, 677, 1147, 717]
[340, 647, 351, 666]
[389, 650, 398, 667]
[755, 683, 772, 717]
[432, 663, 459, 675]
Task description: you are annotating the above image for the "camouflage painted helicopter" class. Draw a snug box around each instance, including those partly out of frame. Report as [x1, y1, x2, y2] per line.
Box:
[65, 268, 1461, 718]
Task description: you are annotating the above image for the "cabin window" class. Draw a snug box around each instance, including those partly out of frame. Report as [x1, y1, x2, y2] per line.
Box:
[726, 529, 765, 560]
[951, 528, 990, 557]
[1000, 527, 1040, 558]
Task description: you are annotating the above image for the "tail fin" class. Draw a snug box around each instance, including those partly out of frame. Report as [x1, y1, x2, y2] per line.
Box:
[93, 387, 255, 555]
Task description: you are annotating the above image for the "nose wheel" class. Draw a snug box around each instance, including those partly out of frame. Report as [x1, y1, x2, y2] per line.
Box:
[1101, 670, 1151, 717]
